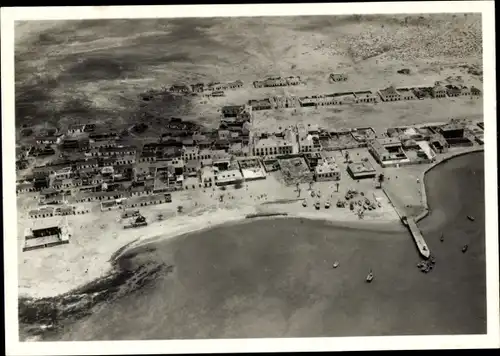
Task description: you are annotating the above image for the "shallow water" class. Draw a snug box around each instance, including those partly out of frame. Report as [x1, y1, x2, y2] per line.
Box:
[49, 152, 485, 340]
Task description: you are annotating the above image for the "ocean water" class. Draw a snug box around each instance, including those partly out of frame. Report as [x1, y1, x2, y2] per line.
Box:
[51, 152, 486, 340]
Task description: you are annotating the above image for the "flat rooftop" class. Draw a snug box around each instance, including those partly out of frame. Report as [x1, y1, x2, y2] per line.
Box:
[348, 161, 376, 174]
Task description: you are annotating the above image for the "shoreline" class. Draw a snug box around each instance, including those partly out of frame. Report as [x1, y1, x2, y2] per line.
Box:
[414, 147, 485, 222]
[17, 148, 485, 340]
[18, 148, 483, 302]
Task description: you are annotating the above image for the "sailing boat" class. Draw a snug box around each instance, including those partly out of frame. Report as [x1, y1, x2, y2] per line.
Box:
[333, 261, 340, 269]
[462, 244, 469, 253]
[366, 269, 374, 283]
[440, 233, 444, 242]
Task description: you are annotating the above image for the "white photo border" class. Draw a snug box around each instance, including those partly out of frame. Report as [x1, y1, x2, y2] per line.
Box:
[2, 2, 498, 354]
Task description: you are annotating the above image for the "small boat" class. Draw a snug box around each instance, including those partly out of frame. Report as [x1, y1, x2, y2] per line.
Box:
[462, 244, 469, 253]
[325, 200, 331, 209]
[366, 270, 374, 283]
[333, 261, 339, 268]
[467, 215, 475, 221]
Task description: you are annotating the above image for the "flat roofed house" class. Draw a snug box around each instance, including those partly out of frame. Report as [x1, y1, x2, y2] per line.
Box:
[248, 98, 272, 111]
[207, 82, 228, 91]
[315, 159, 341, 182]
[368, 137, 410, 167]
[99, 146, 137, 157]
[353, 91, 377, 103]
[377, 86, 402, 102]
[439, 124, 465, 139]
[67, 124, 86, 135]
[23, 221, 70, 252]
[35, 136, 59, 145]
[299, 134, 315, 153]
[396, 88, 417, 100]
[54, 166, 72, 179]
[114, 154, 136, 166]
[330, 73, 348, 82]
[214, 169, 244, 186]
[191, 83, 205, 93]
[199, 166, 215, 187]
[253, 136, 293, 157]
[169, 84, 191, 93]
[227, 80, 243, 89]
[264, 77, 288, 87]
[16, 182, 35, 194]
[347, 161, 377, 180]
[222, 105, 245, 118]
[185, 160, 200, 176]
[75, 158, 98, 170]
[182, 146, 199, 162]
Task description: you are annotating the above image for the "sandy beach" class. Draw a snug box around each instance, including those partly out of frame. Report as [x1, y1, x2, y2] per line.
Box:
[48, 150, 485, 340]
[18, 147, 482, 300]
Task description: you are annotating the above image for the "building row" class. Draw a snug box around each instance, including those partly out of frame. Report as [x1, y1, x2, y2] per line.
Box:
[253, 76, 302, 88]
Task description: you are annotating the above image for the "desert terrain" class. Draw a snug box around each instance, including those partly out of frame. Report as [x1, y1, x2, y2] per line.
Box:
[15, 14, 482, 138]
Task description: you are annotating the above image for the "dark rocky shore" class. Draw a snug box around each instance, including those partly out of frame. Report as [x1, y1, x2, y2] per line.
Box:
[19, 246, 173, 341]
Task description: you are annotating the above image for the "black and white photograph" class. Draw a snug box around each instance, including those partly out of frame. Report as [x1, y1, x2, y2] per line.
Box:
[2, 2, 498, 355]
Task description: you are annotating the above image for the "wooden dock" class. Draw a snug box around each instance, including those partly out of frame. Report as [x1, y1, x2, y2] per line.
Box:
[404, 217, 431, 259]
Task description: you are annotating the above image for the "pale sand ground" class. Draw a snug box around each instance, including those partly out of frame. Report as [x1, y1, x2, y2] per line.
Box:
[17, 146, 483, 299]
[17, 158, 398, 299]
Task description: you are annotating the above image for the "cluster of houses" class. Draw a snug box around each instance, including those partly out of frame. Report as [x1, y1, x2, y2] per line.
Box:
[17, 102, 484, 222]
[377, 82, 481, 102]
[238, 80, 482, 113]
[166, 80, 244, 97]
[253, 76, 302, 88]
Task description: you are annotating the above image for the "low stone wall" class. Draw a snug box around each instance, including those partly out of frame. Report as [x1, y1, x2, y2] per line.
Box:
[414, 147, 484, 223]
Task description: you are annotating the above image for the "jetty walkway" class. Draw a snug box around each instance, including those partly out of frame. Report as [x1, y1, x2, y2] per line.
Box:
[381, 187, 431, 259]
[403, 217, 431, 259]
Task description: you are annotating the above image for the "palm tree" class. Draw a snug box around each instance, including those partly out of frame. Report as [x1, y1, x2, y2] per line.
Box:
[378, 173, 385, 188]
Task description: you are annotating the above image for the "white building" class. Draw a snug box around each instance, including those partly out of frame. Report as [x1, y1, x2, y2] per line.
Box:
[199, 166, 215, 187]
[214, 169, 244, 186]
[182, 147, 199, 162]
[298, 134, 315, 153]
[314, 159, 341, 181]
[253, 136, 293, 157]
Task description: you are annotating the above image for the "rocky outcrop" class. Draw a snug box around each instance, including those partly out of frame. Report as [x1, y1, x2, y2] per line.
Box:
[19, 260, 173, 340]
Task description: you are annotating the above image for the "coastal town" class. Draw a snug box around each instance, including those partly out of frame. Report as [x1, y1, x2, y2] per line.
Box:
[16, 72, 484, 270]
[9, 10, 493, 346]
